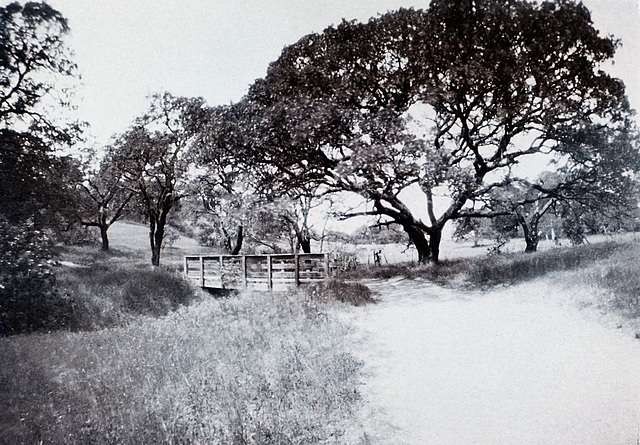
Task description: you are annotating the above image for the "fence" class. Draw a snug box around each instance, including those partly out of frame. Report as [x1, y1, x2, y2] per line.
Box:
[184, 253, 330, 290]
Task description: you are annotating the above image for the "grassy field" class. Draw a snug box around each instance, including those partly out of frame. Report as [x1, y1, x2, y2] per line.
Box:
[0, 289, 373, 444]
[1, 221, 638, 444]
[1, 222, 378, 444]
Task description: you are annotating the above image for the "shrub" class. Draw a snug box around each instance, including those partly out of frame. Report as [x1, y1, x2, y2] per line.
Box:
[54, 264, 197, 331]
[0, 217, 71, 336]
[302, 279, 375, 306]
[121, 267, 194, 316]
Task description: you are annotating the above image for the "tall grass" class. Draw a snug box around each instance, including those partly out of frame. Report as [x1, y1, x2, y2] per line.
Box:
[1, 260, 198, 336]
[581, 243, 640, 319]
[0, 290, 372, 444]
[341, 242, 623, 288]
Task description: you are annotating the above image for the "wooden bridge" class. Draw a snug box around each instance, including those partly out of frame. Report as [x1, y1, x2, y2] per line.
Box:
[184, 253, 330, 290]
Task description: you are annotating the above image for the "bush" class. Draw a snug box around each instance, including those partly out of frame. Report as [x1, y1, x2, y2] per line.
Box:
[53, 264, 197, 332]
[301, 279, 375, 306]
[121, 267, 194, 316]
[0, 217, 69, 336]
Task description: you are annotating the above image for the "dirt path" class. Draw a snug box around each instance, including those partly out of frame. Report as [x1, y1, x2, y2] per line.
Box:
[348, 277, 640, 444]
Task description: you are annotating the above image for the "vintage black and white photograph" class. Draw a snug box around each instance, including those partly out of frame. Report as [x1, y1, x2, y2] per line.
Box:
[1, 0, 639, 443]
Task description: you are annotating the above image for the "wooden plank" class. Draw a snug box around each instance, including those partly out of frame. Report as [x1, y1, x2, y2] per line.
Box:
[242, 256, 247, 287]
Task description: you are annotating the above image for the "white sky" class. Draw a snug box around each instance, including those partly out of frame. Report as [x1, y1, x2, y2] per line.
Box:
[29, 0, 640, 148]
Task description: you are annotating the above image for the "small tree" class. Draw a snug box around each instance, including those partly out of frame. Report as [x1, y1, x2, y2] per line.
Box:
[184, 102, 258, 254]
[188, 176, 254, 254]
[493, 123, 640, 251]
[75, 150, 135, 250]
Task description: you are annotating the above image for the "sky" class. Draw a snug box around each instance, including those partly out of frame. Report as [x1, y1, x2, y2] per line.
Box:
[30, 0, 640, 148]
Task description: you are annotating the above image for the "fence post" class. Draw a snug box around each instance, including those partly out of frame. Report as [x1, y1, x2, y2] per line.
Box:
[294, 254, 300, 287]
[219, 256, 224, 288]
[242, 255, 247, 288]
[184, 256, 188, 276]
[323, 253, 330, 281]
[267, 255, 273, 289]
[199, 256, 205, 288]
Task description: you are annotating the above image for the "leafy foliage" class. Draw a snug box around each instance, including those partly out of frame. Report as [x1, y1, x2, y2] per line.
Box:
[0, 2, 81, 230]
[111, 93, 198, 265]
[0, 2, 87, 334]
[0, 216, 64, 335]
[0, 1, 76, 137]
[184, 100, 331, 254]
[216, 1, 635, 262]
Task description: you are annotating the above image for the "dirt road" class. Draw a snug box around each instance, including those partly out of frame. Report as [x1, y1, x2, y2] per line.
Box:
[349, 277, 640, 444]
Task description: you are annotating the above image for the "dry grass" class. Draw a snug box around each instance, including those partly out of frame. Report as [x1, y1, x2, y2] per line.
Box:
[340, 241, 624, 288]
[0, 291, 372, 444]
[579, 242, 640, 319]
[301, 280, 376, 307]
[341, 239, 640, 324]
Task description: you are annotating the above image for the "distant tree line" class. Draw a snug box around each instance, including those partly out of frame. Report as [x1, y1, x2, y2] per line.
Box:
[2, 0, 640, 275]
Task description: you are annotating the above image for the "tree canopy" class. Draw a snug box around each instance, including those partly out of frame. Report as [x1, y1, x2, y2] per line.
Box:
[207, 0, 635, 261]
[110, 93, 198, 266]
[0, 2, 81, 229]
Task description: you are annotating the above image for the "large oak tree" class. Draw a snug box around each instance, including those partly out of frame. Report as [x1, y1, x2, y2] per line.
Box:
[227, 0, 633, 261]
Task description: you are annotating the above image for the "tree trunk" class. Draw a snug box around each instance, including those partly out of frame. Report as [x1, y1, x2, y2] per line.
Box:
[298, 232, 311, 253]
[524, 231, 539, 252]
[231, 226, 243, 255]
[154, 217, 166, 266]
[403, 224, 431, 263]
[100, 225, 109, 251]
[149, 199, 173, 267]
[521, 220, 539, 252]
[152, 229, 163, 266]
[429, 228, 443, 263]
[149, 215, 165, 267]
[149, 216, 160, 266]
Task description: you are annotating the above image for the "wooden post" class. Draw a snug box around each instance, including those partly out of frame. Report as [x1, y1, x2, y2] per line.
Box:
[294, 254, 300, 287]
[242, 255, 247, 288]
[219, 256, 224, 288]
[184, 256, 188, 276]
[323, 253, 330, 281]
[267, 255, 273, 289]
[199, 256, 205, 288]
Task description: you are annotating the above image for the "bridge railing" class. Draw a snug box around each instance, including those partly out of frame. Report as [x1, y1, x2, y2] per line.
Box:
[184, 253, 330, 290]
